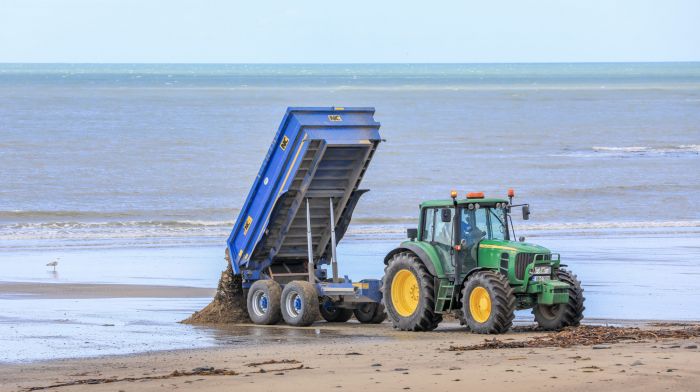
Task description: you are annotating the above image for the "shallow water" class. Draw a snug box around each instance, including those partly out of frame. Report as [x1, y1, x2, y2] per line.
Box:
[2, 228, 700, 363]
[0, 297, 213, 363]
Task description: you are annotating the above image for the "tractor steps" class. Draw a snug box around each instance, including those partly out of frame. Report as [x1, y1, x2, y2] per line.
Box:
[435, 281, 456, 314]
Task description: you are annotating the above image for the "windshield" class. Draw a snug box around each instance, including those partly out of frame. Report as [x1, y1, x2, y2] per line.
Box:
[460, 207, 507, 244]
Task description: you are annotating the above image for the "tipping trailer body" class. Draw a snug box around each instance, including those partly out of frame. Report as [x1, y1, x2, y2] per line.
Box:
[226, 107, 381, 303]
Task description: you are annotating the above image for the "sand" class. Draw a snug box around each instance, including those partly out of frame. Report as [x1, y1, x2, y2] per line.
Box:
[181, 258, 250, 325]
[2, 321, 699, 392]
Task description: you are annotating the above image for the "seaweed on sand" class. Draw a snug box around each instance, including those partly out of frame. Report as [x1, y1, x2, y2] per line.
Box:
[448, 325, 700, 351]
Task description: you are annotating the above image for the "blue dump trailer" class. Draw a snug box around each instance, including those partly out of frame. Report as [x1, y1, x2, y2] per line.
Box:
[226, 107, 386, 326]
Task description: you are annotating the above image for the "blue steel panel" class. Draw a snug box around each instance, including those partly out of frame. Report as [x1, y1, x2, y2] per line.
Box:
[357, 279, 383, 303]
[226, 107, 380, 274]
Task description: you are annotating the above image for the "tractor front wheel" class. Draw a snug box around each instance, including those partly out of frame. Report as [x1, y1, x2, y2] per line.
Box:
[383, 252, 440, 331]
[461, 270, 515, 334]
[533, 269, 585, 330]
[280, 281, 319, 326]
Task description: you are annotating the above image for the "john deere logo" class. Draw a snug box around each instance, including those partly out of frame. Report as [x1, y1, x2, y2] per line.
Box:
[280, 135, 289, 151]
[243, 216, 253, 235]
[328, 115, 342, 122]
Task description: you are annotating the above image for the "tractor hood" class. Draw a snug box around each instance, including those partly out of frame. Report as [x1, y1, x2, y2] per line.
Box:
[479, 239, 551, 255]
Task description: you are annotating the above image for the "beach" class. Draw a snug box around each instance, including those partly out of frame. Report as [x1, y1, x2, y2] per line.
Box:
[2, 320, 699, 392]
[1, 63, 699, 387]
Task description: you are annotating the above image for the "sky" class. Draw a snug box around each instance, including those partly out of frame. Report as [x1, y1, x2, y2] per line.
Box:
[0, 0, 698, 63]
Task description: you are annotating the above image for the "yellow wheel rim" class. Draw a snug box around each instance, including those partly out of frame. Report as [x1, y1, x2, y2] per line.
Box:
[391, 269, 420, 317]
[469, 287, 492, 323]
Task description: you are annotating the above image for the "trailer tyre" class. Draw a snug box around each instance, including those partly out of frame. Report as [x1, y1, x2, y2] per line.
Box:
[533, 269, 585, 330]
[319, 297, 354, 323]
[246, 280, 282, 325]
[353, 303, 387, 324]
[462, 270, 515, 334]
[281, 281, 320, 327]
[383, 252, 440, 331]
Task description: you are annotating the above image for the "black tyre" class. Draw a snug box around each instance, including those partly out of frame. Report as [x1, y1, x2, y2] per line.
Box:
[246, 280, 282, 325]
[319, 297, 354, 322]
[461, 270, 515, 334]
[353, 303, 387, 324]
[533, 269, 585, 330]
[382, 252, 440, 331]
[280, 280, 319, 326]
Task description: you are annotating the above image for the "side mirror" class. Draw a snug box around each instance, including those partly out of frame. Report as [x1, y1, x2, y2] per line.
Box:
[440, 208, 452, 222]
[522, 205, 530, 220]
[407, 228, 418, 241]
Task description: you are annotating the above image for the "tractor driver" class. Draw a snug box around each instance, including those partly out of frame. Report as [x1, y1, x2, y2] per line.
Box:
[461, 209, 486, 261]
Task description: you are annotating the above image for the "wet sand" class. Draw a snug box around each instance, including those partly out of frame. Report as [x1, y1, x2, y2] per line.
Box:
[0, 282, 214, 299]
[1, 321, 699, 392]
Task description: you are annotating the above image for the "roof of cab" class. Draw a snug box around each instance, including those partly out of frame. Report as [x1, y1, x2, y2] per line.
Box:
[420, 197, 508, 208]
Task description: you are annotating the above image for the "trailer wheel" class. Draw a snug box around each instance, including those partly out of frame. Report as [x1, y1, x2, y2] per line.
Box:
[353, 303, 387, 324]
[319, 297, 354, 322]
[281, 281, 319, 326]
[461, 270, 515, 334]
[246, 280, 282, 325]
[533, 269, 585, 330]
[383, 252, 440, 331]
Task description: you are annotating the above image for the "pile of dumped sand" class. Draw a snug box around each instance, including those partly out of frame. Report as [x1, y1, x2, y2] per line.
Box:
[181, 250, 250, 325]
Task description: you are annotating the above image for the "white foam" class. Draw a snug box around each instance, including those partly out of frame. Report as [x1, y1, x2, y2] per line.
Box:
[1, 219, 699, 248]
[520, 220, 700, 231]
[591, 144, 700, 154]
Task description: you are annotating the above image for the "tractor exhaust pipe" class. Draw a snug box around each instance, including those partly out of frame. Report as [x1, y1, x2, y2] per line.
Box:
[451, 191, 460, 284]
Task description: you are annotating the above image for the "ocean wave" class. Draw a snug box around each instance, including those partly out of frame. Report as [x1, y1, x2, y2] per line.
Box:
[553, 144, 700, 158]
[520, 220, 700, 231]
[4, 220, 235, 229]
[0, 209, 238, 222]
[592, 145, 700, 154]
[344, 220, 700, 235]
[1, 219, 699, 245]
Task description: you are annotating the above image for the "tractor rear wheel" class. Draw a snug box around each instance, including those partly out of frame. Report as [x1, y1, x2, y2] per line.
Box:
[319, 297, 354, 322]
[353, 303, 387, 324]
[246, 280, 282, 325]
[461, 270, 515, 334]
[382, 252, 440, 331]
[533, 269, 585, 330]
[280, 281, 319, 326]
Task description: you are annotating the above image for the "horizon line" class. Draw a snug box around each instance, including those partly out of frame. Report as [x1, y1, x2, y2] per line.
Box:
[1, 61, 699, 66]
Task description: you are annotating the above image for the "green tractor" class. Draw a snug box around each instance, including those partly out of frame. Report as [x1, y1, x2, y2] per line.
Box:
[382, 189, 584, 333]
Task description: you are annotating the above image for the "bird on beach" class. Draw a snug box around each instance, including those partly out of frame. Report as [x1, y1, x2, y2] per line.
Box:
[46, 258, 59, 271]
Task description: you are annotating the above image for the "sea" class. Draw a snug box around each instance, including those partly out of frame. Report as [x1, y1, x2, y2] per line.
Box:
[1, 63, 699, 362]
[1, 63, 699, 248]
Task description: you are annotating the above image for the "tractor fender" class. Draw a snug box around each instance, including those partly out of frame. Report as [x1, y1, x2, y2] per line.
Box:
[384, 242, 443, 278]
[462, 267, 495, 284]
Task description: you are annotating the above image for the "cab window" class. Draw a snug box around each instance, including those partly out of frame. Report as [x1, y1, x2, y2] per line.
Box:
[421, 208, 435, 241]
[433, 209, 453, 245]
